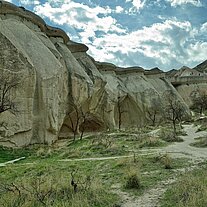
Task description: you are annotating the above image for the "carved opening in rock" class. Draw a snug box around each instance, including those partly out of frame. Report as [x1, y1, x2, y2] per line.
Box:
[79, 114, 105, 132]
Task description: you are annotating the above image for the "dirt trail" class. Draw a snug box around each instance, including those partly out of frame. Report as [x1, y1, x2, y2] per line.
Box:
[113, 124, 207, 207]
[112, 178, 175, 207]
[1, 125, 206, 207]
[163, 124, 207, 160]
[0, 157, 25, 167]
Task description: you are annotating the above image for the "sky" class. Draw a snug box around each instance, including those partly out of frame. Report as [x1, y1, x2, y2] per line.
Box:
[5, 0, 207, 71]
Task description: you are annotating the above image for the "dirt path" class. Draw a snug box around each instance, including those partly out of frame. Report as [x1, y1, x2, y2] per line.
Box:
[113, 124, 207, 207]
[59, 155, 133, 162]
[1, 125, 206, 207]
[0, 157, 25, 167]
[58, 152, 159, 162]
[112, 178, 175, 207]
[163, 124, 207, 160]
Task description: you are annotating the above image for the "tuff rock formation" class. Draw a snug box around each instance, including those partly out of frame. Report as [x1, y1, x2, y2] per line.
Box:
[0, 1, 205, 147]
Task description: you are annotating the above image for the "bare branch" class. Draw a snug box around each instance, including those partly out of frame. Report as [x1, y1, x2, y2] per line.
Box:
[0, 72, 21, 114]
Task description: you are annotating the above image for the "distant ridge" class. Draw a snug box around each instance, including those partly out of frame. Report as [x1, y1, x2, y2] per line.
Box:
[193, 60, 207, 72]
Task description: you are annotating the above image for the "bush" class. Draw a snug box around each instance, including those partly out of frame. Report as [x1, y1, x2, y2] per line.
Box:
[125, 168, 141, 189]
[159, 129, 183, 142]
[154, 153, 173, 169]
[0, 173, 117, 207]
[191, 136, 207, 148]
[139, 136, 164, 148]
[161, 167, 207, 207]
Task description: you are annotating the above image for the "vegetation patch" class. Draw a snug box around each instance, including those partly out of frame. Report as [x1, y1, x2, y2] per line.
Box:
[125, 167, 141, 189]
[196, 125, 207, 132]
[0, 146, 33, 163]
[154, 153, 173, 169]
[191, 136, 207, 148]
[161, 166, 207, 207]
[159, 128, 184, 142]
[138, 136, 166, 148]
[0, 173, 117, 207]
[0, 127, 193, 206]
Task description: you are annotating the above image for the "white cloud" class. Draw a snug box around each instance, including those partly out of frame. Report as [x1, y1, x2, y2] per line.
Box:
[34, 1, 126, 44]
[126, 0, 146, 12]
[200, 22, 207, 33]
[167, 0, 202, 7]
[5, 0, 40, 5]
[86, 19, 199, 68]
[18, 0, 40, 5]
[186, 42, 207, 63]
[115, 6, 124, 13]
[30, 0, 205, 69]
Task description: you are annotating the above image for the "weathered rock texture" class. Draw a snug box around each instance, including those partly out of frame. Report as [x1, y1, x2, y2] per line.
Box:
[167, 66, 207, 106]
[0, 1, 204, 147]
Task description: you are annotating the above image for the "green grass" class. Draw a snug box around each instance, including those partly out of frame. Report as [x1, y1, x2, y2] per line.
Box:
[194, 117, 207, 132]
[0, 128, 193, 207]
[158, 127, 184, 142]
[190, 136, 207, 148]
[0, 146, 34, 163]
[161, 165, 207, 207]
[58, 132, 167, 159]
[196, 125, 207, 132]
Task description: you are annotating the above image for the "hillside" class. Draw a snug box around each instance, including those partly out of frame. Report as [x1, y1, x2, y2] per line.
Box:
[194, 60, 207, 72]
[0, 1, 206, 147]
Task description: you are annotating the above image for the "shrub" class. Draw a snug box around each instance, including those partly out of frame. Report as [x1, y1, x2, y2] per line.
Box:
[139, 136, 164, 148]
[159, 129, 183, 142]
[125, 168, 141, 189]
[161, 167, 207, 207]
[191, 136, 207, 148]
[154, 153, 173, 169]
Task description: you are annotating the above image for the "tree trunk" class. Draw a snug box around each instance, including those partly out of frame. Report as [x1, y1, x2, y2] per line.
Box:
[80, 130, 84, 140]
[73, 132, 76, 142]
[173, 120, 176, 137]
[152, 114, 156, 126]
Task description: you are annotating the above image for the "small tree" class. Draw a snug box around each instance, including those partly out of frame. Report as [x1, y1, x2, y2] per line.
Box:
[68, 100, 89, 141]
[68, 103, 79, 141]
[191, 91, 207, 115]
[0, 72, 20, 114]
[163, 91, 186, 136]
[79, 111, 90, 140]
[117, 95, 127, 130]
[147, 98, 162, 126]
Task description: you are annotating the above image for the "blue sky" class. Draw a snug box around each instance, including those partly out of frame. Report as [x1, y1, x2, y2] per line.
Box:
[6, 0, 207, 71]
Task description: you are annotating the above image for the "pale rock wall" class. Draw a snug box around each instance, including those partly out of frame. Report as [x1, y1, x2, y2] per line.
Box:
[0, 1, 192, 147]
[99, 70, 188, 129]
[176, 83, 207, 106]
[0, 15, 68, 146]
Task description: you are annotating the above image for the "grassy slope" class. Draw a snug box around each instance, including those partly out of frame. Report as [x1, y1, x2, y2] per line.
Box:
[161, 165, 207, 207]
[0, 127, 195, 207]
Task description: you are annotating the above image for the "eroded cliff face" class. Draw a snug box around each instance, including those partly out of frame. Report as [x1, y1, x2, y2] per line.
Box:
[175, 84, 207, 106]
[0, 1, 190, 147]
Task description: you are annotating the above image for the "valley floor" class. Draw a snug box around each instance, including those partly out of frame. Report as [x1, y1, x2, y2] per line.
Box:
[0, 124, 207, 207]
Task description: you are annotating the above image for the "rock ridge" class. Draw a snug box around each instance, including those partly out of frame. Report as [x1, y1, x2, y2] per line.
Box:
[0, 1, 206, 147]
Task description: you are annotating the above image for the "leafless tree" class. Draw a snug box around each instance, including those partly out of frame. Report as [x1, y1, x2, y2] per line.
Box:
[191, 90, 207, 115]
[70, 169, 93, 193]
[117, 95, 127, 130]
[163, 91, 186, 136]
[0, 72, 20, 114]
[68, 100, 89, 141]
[147, 97, 162, 126]
[79, 110, 90, 140]
[68, 102, 81, 141]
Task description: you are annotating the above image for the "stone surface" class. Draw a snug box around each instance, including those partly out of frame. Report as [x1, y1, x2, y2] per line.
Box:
[0, 1, 204, 147]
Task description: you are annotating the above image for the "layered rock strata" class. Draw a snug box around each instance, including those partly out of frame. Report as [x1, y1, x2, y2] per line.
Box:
[0, 1, 193, 147]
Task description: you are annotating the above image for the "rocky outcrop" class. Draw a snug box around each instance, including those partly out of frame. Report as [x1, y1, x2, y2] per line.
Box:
[0, 1, 193, 147]
[166, 61, 207, 106]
